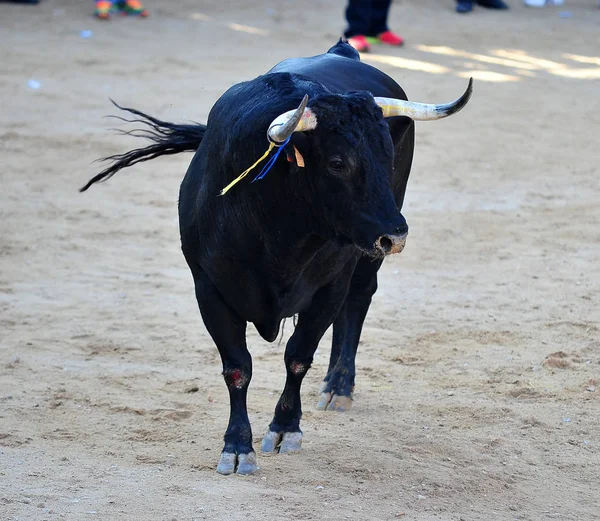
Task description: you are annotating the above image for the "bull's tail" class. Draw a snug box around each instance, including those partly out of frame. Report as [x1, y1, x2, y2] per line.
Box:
[80, 101, 207, 192]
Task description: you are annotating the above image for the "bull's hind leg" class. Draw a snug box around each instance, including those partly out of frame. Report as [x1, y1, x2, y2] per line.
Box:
[317, 256, 383, 412]
[191, 269, 257, 475]
[262, 267, 354, 454]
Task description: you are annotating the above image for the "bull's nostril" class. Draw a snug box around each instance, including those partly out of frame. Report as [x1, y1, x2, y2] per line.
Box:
[378, 236, 393, 254]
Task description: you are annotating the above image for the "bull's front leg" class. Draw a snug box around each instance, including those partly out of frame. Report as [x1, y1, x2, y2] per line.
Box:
[317, 256, 382, 412]
[192, 269, 257, 475]
[261, 265, 355, 454]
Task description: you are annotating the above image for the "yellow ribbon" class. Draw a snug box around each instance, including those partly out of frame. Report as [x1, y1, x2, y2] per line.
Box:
[220, 142, 275, 196]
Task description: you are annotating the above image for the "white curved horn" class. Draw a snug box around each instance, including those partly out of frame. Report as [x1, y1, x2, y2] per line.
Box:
[267, 95, 318, 144]
[374, 78, 473, 121]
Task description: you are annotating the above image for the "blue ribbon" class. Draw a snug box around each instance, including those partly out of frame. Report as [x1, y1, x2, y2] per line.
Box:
[251, 137, 291, 183]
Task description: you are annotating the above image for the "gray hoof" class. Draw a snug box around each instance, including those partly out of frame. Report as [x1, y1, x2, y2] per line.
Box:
[327, 394, 352, 412]
[279, 431, 302, 453]
[216, 451, 259, 475]
[317, 392, 352, 412]
[316, 391, 332, 410]
[261, 430, 282, 453]
[261, 430, 302, 453]
[236, 452, 259, 475]
[216, 452, 236, 475]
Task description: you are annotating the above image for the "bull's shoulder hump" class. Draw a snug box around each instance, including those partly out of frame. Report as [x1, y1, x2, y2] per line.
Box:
[270, 54, 405, 98]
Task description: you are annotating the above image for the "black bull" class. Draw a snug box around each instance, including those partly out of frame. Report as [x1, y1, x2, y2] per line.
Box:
[82, 41, 472, 475]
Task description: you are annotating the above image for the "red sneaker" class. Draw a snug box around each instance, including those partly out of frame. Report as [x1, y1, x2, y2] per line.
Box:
[377, 30, 404, 46]
[347, 35, 370, 53]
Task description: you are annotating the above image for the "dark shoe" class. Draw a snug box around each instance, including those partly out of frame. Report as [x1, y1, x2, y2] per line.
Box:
[456, 1, 474, 12]
[477, 0, 509, 8]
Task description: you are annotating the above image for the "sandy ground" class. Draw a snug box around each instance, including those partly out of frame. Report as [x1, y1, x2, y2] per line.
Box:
[1, 0, 599, 519]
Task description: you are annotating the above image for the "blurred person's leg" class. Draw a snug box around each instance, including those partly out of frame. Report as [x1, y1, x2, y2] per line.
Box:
[367, 0, 404, 46]
[457, 0, 508, 12]
[367, 0, 392, 35]
[344, 0, 372, 52]
[344, 0, 371, 38]
[456, 0, 474, 12]
[477, 0, 509, 8]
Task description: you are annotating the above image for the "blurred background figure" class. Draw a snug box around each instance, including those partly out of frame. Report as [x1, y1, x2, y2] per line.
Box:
[523, 0, 562, 5]
[95, 0, 148, 19]
[456, 0, 509, 13]
[523, 0, 600, 5]
[344, 0, 404, 53]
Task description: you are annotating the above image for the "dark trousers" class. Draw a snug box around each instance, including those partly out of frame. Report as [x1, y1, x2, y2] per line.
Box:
[344, 0, 392, 38]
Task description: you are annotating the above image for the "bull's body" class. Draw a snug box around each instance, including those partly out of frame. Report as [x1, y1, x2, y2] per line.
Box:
[83, 41, 471, 475]
[179, 42, 413, 342]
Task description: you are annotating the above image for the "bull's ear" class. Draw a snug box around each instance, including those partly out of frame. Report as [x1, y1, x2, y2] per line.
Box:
[385, 115, 413, 145]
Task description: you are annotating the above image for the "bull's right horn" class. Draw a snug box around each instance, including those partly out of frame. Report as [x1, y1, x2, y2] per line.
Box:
[267, 95, 318, 144]
[374, 78, 473, 121]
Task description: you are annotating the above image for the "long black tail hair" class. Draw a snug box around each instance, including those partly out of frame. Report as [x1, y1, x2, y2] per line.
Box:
[80, 101, 207, 192]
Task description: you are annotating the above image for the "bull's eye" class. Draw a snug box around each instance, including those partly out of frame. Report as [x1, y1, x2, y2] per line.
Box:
[328, 158, 345, 172]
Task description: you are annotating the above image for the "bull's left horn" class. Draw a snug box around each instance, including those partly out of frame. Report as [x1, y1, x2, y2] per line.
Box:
[374, 78, 473, 121]
[267, 94, 318, 144]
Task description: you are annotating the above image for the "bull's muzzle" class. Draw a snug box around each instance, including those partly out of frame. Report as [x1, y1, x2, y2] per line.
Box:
[375, 232, 408, 256]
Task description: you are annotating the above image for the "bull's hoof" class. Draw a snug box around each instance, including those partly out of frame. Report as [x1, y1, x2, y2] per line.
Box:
[261, 430, 302, 453]
[261, 430, 282, 453]
[316, 392, 352, 412]
[216, 451, 259, 475]
[279, 431, 303, 453]
[316, 391, 332, 410]
[236, 452, 259, 474]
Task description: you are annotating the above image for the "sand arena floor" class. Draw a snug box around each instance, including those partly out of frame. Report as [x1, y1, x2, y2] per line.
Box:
[1, 0, 599, 519]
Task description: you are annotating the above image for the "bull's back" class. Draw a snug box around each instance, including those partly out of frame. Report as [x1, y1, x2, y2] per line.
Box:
[269, 42, 408, 101]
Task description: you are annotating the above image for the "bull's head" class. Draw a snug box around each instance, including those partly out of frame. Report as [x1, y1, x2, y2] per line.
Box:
[266, 80, 473, 258]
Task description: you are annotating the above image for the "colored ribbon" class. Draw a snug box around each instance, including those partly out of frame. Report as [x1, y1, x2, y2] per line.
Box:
[219, 137, 291, 196]
[252, 137, 291, 183]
